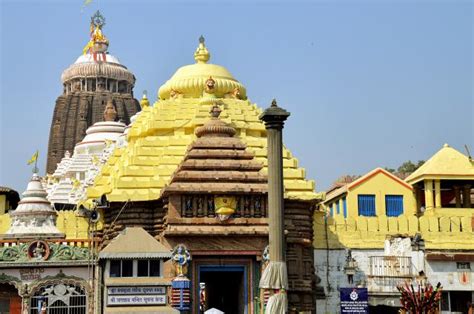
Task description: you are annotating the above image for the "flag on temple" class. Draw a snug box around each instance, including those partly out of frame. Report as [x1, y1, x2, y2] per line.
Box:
[27, 151, 39, 165]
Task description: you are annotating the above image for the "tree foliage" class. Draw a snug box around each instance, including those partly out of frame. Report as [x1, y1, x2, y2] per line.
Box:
[385, 160, 425, 177]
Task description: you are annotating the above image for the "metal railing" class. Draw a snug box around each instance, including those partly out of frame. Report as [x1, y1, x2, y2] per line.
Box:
[369, 256, 412, 277]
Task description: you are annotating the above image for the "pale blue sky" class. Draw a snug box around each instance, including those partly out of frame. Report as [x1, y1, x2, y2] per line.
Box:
[0, 0, 472, 194]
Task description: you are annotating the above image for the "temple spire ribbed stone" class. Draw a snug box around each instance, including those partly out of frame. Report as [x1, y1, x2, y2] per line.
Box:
[46, 11, 140, 173]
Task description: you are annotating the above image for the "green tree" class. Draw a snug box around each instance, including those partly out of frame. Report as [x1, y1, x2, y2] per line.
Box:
[397, 160, 425, 174]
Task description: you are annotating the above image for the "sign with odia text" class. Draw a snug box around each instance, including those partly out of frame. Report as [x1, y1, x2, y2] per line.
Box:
[19, 268, 44, 280]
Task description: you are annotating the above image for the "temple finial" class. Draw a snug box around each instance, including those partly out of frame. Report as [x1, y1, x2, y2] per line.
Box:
[194, 35, 210, 64]
[140, 90, 150, 108]
[195, 104, 235, 138]
[271, 99, 278, 107]
[82, 10, 109, 61]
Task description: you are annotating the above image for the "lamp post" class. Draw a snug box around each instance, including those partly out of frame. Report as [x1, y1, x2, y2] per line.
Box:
[259, 99, 290, 313]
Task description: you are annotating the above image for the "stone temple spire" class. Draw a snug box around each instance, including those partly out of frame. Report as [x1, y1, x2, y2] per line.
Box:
[5, 173, 63, 238]
[46, 11, 140, 174]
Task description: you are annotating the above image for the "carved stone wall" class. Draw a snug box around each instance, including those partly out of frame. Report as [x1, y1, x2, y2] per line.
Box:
[284, 199, 316, 313]
[101, 201, 164, 245]
[46, 92, 140, 173]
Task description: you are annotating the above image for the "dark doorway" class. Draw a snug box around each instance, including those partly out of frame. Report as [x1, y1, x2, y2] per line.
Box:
[0, 283, 21, 314]
[450, 291, 472, 313]
[199, 266, 246, 314]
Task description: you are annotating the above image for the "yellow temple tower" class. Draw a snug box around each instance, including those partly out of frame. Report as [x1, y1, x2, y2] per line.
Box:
[85, 37, 321, 313]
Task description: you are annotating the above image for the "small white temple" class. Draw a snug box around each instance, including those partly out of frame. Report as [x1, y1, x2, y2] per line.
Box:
[46, 98, 127, 205]
[5, 172, 63, 238]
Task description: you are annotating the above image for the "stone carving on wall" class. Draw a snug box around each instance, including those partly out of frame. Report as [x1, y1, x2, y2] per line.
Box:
[180, 194, 267, 219]
[42, 283, 81, 307]
[0, 242, 90, 263]
[214, 196, 237, 221]
[27, 270, 91, 302]
[27, 241, 50, 261]
[172, 244, 191, 277]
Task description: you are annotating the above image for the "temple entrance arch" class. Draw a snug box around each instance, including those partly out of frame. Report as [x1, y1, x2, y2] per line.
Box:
[29, 284, 87, 314]
[194, 257, 254, 314]
[0, 283, 21, 314]
[199, 266, 245, 314]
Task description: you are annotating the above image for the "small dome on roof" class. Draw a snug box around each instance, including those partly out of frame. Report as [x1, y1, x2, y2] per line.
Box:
[158, 37, 246, 100]
[74, 53, 121, 65]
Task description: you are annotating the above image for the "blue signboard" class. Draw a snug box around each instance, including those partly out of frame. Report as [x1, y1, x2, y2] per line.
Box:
[340, 288, 369, 313]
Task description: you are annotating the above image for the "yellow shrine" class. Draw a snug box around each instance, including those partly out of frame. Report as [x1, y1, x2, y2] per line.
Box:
[86, 37, 317, 204]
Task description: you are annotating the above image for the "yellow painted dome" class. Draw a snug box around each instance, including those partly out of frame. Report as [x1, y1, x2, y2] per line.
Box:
[158, 36, 247, 100]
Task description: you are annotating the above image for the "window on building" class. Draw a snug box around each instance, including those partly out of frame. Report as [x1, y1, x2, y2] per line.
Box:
[110, 260, 121, 278]
[385, 195, 404, 217]
[358, 195, 376, 216]
[342, 197, 347, 218]
[109, 260, 133, 277]
[336, 200, 340, 215]
[137, 260, 161, 277]
[150, 260, 160, 276]
[122, 260, 133, 277]
[329, 203, 333, 217]
[457, 262, 471, 270]
[137, 260, 148, 277]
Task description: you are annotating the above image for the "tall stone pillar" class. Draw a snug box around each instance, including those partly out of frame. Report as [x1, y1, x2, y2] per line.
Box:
[259, 99, 290, 313]
[424, 180, 434, 210]
[434, 180, 441, 208]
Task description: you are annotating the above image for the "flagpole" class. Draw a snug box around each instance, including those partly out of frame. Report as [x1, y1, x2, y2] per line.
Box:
[34, 152, 38, 174]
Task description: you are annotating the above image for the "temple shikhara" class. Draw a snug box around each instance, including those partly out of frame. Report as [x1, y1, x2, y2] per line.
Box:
[0, 9, 473, 314]
[46, 11, 140, 174]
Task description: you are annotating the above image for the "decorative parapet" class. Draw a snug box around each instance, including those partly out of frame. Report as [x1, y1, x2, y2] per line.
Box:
[313, 211, 474, 250]
[0, 239, 95, 263]
[0, 273, 22, 290]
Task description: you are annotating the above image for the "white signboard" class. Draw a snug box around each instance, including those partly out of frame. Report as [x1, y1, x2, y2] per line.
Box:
[108, 286, 166, 295]
[107, 295, 166, 305]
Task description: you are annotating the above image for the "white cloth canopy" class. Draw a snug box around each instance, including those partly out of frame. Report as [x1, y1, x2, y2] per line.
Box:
[265, 292, 288, 314]
[259, 261, 288, 289]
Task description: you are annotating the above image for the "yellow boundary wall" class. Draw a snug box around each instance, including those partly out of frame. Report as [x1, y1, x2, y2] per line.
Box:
[314, 211, 474, 250]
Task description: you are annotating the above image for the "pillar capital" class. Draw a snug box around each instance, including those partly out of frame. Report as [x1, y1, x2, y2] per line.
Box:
[259, 99, 290, 129]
